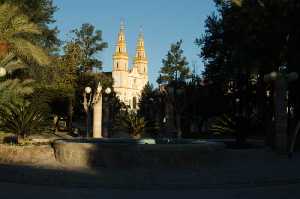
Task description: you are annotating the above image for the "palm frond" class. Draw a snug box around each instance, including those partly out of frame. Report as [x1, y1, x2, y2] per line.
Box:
[0, 3, 49, 66]
[114, 110, 147, 137]
[0, 52, 15, 67]
[0, 101, 45, 137]
[0, 79, 34, 103]
[10, 38, 50, 66]
[209, 114, 237, 135]
[0, 52, 26, 72]
[11, 16, 42, 35]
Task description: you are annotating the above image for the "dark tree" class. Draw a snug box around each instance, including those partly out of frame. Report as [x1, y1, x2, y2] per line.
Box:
[157, 40, 190, 84]
[196, 0, 300, 146]
[72, 23, 108, 72]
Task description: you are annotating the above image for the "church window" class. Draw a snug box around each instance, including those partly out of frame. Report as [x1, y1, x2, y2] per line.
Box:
[116, 62, 119, 68]
[119, 48, 121, 52]
[133, 97, 137, 109]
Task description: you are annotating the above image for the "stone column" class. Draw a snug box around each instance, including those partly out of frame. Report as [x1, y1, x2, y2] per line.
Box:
[165, 102, 177, 137]
[273, 78, 288, 152]
[264, 72, 298, 153]
[93, 93, 102, 138]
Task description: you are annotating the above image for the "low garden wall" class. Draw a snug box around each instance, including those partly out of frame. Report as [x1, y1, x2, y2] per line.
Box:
[53, 138, 226, 168]
[0, 144, 56, 165]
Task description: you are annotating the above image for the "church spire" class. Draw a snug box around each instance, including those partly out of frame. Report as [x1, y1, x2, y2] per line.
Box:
[134, 27, 147, 60]
[114, 20, 127, 55]
[134, 27, 148, 75]
[113, 21, 129, 71]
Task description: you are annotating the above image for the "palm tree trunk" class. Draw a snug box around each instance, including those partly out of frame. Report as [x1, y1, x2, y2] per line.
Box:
[289, 120, 300, 155]
[0, 41, 8, 58]
[176, 114, 182, 138]
[67, 96, 73, 132]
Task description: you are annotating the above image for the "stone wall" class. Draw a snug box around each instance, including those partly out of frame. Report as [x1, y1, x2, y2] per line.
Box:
[53, 139, 226, 169]
[0, 144, 56, 166]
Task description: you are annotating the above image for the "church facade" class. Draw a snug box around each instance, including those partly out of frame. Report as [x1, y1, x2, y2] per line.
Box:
[112, 23, 148, 109]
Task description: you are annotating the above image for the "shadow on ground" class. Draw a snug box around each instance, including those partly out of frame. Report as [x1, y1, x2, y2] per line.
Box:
[1, 150, 300, 190]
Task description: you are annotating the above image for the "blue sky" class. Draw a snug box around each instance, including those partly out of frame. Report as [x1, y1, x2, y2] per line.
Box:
[52, 0, 215, 85]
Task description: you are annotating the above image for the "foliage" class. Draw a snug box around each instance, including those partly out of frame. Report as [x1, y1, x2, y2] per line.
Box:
[114, 110, 146, 138]
[197, 0, 300, 83]
[0, 3, 50, 66]
[27, 41, 84, 124]
[0, 100, 47, 138]
[138, 83, 166, 137]
[157, 40, 190, 84]
[0, 79, 33, 104]
[196, 0, 300, 143]
[209, 114, 236, 135]
[0, 0, 60, 51]
[209, 108, 263, 142]
[138, 82, 155, 120]
[72, 23, 108, 72]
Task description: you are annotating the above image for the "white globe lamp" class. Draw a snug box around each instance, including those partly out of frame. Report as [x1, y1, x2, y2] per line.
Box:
[0, 67, 6, 77]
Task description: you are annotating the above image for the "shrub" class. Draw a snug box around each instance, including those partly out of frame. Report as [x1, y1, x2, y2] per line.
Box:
[114, 110, 146, 139]
[0, 101, 46, 138]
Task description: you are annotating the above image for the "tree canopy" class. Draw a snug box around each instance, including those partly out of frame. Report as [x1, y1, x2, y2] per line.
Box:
[0, 0, 59, 51]
[157, 40, 190, 84]
[72, 23, 108, 72]
[0, 3, 50, 67]
[197, 0, 300, 82]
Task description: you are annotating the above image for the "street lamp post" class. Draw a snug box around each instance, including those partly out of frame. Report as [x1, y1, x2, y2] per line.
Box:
[84, 83, 111, 138]
[84, 86, 92, 137]
[92, 83, 111, 138]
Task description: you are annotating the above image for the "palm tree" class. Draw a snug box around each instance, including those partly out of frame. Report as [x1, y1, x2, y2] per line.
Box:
[0, 3, 49, 139]
[0, 3, 50, 102]
[0, 3, 50, 68]
[115, 111, 146, 139]
[0, 100, 45, 139]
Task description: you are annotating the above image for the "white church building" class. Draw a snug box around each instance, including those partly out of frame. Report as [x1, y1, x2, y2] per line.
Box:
[111, 22, 148, 109]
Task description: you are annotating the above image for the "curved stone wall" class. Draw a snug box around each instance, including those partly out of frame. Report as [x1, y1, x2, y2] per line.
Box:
[53, 138, 225, 168]
[0, 144, 56, 165]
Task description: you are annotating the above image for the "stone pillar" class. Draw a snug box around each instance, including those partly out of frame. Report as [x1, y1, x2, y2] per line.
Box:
[102, 101, 109, 138]
[165, 102, 177, 137]
[93, 94, 102, 138]
[264, 72, 298, 153]
[274, 78, 288, 152]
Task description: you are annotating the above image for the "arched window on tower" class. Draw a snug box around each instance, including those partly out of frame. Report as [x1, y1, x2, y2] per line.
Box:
[133, 97, 137, 109]
[116, 62, 119, 69]
[133, 79, 137, 89]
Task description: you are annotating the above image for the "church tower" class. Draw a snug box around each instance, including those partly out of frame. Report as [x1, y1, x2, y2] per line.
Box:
[133, 29, 148, 83]
[112, 22, 149, 109]
[112, 22, 129, 103]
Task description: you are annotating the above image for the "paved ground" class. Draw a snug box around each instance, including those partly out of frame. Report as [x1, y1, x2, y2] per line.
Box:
[1, 182, 300, 199]
[0, 141, 300, 198]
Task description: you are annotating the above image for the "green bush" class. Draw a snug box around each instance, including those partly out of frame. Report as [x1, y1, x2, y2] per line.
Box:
[0, 101, 46, 138]
[114, 110, 146, 138]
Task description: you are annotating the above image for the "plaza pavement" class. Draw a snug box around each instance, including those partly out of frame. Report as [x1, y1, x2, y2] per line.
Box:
[0, 182, 300, 199]
[0, 149, 300, 198]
